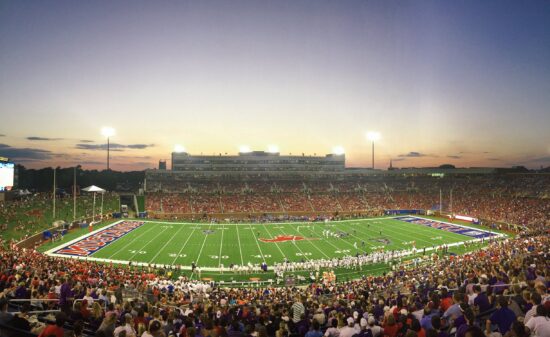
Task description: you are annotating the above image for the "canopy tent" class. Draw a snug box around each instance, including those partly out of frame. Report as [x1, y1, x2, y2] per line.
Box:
[16, 189, 32, 196]
[82, 185, 106, 223]
[82, 185, 105, 193]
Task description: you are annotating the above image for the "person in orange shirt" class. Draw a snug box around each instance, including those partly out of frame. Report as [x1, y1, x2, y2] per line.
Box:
[439, 288, 453, 312]
[38, 312, 66, 337]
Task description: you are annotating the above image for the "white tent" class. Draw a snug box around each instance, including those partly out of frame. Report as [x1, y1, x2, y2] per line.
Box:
[16, 189, 31, 196]
[82, 185, 106, 223]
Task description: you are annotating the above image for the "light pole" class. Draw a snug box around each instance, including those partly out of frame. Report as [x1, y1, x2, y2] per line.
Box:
[101, 127, 115, 170]
[366, 131, 381, 169]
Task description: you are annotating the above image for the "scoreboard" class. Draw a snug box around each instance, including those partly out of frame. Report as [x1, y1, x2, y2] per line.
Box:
[0, 160, 14, 192]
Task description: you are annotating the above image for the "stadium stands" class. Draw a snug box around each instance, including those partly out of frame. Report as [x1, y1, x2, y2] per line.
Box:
[0, 173, 548, 337]
[144, 175, 549, 231]
[0, 228, 547, 337]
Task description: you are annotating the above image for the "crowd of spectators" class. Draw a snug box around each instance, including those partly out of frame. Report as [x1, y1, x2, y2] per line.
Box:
[0, 227, 548, 337]
[144, 175, 549, 230]
[0, 193, 119, 242]
[1, 174, 548, 337]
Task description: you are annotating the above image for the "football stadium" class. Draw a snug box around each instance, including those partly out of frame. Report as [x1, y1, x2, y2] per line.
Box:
[1, 2, 550, 337]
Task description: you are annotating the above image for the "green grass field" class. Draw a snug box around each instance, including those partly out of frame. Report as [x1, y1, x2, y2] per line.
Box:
[43, 216, 503, 284]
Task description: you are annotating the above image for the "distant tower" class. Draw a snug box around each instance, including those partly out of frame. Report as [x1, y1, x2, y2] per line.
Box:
[389, 159, 393, 170]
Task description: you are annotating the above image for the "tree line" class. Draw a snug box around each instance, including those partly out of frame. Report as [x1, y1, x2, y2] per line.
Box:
[16, 165, 145, 192]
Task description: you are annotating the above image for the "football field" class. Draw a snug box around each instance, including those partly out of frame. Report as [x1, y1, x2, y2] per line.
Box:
[45, 216, 502, 276]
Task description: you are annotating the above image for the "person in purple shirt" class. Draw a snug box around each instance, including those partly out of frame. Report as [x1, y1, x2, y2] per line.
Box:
[473, 286, 491, 313]
[420, 306, 436, 331]
[59, 278, 74, 313]
[14, 282, 28, 299]
[456, 308, 475, 337]
[486, 296, 516, 335]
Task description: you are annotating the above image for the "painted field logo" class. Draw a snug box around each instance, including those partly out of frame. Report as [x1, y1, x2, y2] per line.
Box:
[54, 221, 144, 257]
[370, 237, 391, 245]
[202, 230, 215, 235]
[259, 235, 318, 243]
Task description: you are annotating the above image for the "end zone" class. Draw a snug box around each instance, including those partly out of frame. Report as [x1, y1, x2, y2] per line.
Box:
[394, 216, 505, 239]
[44, 220, 145, 257]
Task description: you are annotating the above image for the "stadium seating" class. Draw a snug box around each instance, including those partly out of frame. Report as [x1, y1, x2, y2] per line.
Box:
[0, 174, 548, 337]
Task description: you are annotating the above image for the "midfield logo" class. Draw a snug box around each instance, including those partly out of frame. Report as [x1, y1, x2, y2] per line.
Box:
[259, 235, 318, 243]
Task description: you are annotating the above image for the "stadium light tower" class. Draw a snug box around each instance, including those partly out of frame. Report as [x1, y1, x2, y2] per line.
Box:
[332, 146, 345, 156]
[101, 127, 115, 170]
[239, 145, 251, 153]
[366, 131, 381, 169]
[174, 144, 186, 153]
[267, 145, 279, 154]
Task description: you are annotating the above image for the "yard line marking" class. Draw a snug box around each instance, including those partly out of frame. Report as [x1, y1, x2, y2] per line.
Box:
[342, 219, 434, 247]
[302, 225, 348, 256]
[285, 224, 330, 259]
[171, 225, 197, 265]
[249, 224, 265, 263]
[236, 225, 244, 266]
[321, 223, 368, 251]
[148, 223, 186, 263]
[127, 226, 170, 261]
[105, 224, 158, 259]
[218, 225, 224, 268]
[261, 223, 287, 260]
[195, 224, 212, 264]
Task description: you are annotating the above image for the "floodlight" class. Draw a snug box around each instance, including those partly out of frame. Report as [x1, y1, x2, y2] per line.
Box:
[332, 146, 345, 155]
[239, 145, 251, 153]
[366, 131, 381, 142]
[101, 127, 115, 138]
[174, 144, 186, 153]
[267, 145, 279, 153]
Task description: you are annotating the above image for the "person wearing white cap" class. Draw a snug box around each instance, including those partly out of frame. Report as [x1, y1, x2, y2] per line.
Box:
[353, 318, 373, 337]
[339, 317, 359, 337]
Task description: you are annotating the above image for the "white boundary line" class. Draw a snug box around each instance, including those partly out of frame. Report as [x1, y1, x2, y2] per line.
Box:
[106, 224, 158, 259]
[236, 225, 244, 266]
[128, 216, 392, 226]
[41, 216, 505, 272]
[218, 225, 225, 268]
[44, 220, 126, 255]
[194, 224, 212, 265]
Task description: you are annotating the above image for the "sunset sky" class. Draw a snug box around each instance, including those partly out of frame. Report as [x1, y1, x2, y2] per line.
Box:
[1, 1, 549, 171]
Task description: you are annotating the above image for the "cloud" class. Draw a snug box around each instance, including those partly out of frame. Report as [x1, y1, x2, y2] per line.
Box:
[79, 139, 94, 143]
[76, 143, 155, 151]
[487, 158, 501, 161]
[0, 134, 5, 137]
[27, 136, 63, 141]
[392, 158, 406, 162]
[0, 143, 52, 160]
[79, 160, 104, 165]
[459, 151, 490, 154]
[447, 155, 462, 159]
[398, 151, 427, 158]
[527, 156, 550, 164]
